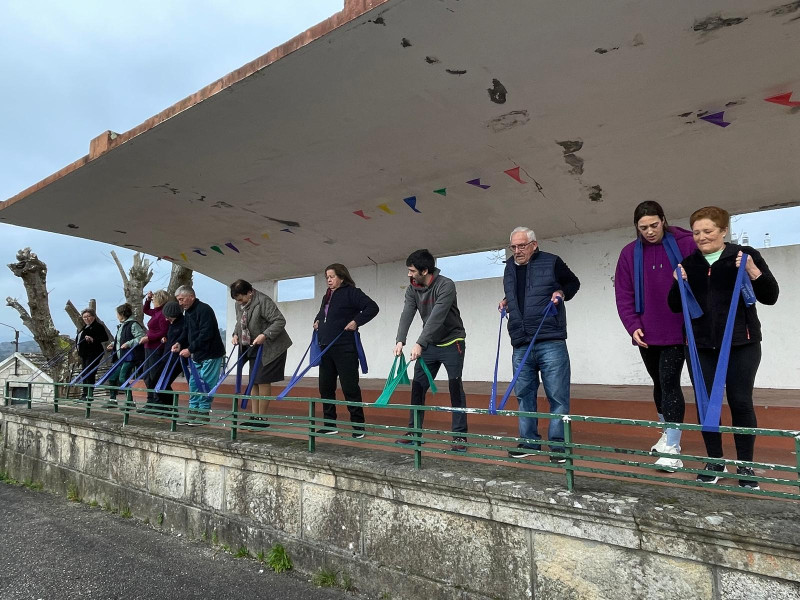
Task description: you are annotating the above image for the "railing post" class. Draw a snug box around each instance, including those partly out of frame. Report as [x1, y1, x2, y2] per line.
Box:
[308, 400, 316, 453]
[795, 435, 800, 490]
[230, 396, 239, 441]
[413, 408, 422, 470]
[563, 416, 574, 492]
[53, 382, 59, 413]
[3, 381, 9, 406]
[26, 383, 33, 409]
[169, 392, 178, 432]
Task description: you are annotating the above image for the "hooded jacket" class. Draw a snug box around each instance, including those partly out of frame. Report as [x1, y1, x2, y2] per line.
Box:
[396, 268, 466, 349]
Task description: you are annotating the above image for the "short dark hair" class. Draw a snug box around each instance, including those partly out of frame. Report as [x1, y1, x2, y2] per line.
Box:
[324, 263, 355, 287]
[116, 303, 133, 319]
[406, 249, 435, 274]
[81, 308, 96, 317]
[633, 201, 668, 236]
[229, 279, 254, 298]
[690, 206, 730, 230]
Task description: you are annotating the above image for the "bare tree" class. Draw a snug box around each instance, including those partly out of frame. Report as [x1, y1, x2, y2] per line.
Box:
[167, 263, 193, 297]
[110, 250, 153, 322]
[6, 248, 76, 379]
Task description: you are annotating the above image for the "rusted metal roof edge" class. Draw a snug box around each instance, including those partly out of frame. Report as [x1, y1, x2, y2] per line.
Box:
[0, 0, 390, 213]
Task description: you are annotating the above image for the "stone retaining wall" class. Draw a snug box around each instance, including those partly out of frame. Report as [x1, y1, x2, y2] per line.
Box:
[2, 407, 799, 600]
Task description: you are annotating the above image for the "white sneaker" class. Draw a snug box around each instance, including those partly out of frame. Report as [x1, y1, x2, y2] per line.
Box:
[655, 445, 683, 472]
[651, 431, 668, 453]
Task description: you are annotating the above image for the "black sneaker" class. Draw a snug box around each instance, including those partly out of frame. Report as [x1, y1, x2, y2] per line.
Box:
[450, 437, 467, 453]
[737, 466, 760, 490]
[316, 428, 339, 435]
[508, 444, 537, 459]
[549, 454, 567, 464]
[696, 462, 727, 484]
[352, 430, 365, 439]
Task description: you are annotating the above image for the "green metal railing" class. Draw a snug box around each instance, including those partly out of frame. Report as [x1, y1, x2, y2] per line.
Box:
[4, 379, 800, 500]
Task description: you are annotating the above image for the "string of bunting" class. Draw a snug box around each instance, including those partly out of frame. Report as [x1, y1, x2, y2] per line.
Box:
[160, 89, 796, 261]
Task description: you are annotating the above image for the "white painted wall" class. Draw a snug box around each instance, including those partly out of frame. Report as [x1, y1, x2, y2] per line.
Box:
[229, 226, 799, 389]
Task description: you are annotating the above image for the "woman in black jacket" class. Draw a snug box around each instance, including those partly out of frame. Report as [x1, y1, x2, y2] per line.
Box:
[313, 263, 379, 437]
[75, 308, 109, 399]
[669, 206, 779, 489]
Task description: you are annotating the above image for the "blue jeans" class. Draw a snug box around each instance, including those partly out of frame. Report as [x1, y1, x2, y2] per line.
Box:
[511, 340, 571, 451]
[188, 356, 223, 411]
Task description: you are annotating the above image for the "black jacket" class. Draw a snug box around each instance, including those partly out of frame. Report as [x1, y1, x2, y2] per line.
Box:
[668, 244, 779, 348]
[178, 299, 225, 361]
[76, 320, 109, 359]
[315, 284, 379, 347]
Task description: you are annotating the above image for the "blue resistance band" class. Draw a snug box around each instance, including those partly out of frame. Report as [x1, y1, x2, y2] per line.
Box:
[95, 347, 136, 386]
[276, 330, 346, 400]
[69, 351, 111, 385]
[30, 348, 73, 382]
[494, 301, 558, 413]
[121, 350, 171, 389]
[214, 345, 262, 409]
[634, 231, 685, 314]
[154, 352, 178, 392]
[677, 255, 755, 432]
[181, 355, 210, 394]
[488, 307, 508, 415]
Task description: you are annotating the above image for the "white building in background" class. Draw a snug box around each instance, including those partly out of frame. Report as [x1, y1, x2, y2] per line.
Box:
[0, 353, 54, 404]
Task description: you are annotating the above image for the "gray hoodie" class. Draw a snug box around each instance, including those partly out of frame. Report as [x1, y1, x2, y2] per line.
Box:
[396, 268, 466, 349]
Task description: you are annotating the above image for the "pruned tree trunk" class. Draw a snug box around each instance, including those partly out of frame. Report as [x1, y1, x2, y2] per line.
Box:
[167, 263, 193, 297]
[7, 248, 63, 359]
[111, 250, 153, 322]
[65, 300, 83, 330]
[7, 248, 75, 380]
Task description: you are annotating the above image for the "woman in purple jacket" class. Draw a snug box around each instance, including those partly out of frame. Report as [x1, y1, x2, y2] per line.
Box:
[614, 201, 696, 470]
[139, 289, 171, 409]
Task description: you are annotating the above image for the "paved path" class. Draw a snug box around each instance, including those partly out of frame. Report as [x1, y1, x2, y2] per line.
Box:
[0, 483, 354, 600]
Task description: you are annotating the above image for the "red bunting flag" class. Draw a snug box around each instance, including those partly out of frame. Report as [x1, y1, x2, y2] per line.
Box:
[354, 210, 370, 220]
[243, 237, 259, 246]
[764, 92, 800, 107]
[504, 167, 526, 184]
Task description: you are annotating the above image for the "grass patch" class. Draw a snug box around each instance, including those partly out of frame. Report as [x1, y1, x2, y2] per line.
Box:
[311, 566, 338, 588]
[0, 472, 20, 485]
[340, 572, 356, 593]
[66, 483, 81, 502]
[211, 530, 219, 545]
[235, 546, 250, 559]
[219, 543, 232, 554]
[266, 543, 293, 573]
[102, 500, 112, 512]
[22, 479, 43, 491]
[89, 499, 99, 508]
[157, 512, 164, 526]
[120, 506, 132, 519]
[201, 531, 208, 542]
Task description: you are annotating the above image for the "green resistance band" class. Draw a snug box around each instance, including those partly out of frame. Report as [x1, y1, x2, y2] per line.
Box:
[374, 355, 437, 406]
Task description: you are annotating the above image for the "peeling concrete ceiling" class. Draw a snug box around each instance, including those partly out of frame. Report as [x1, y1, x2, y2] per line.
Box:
[2, 0, 800, 283]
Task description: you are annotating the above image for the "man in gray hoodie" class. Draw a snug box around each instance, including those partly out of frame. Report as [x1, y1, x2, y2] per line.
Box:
[395, 249, 468, 452]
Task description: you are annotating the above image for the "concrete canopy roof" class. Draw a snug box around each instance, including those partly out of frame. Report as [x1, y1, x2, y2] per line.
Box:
[2, 0, 800, 283]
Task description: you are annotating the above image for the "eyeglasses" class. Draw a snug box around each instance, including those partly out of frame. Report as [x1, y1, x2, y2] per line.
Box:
[509, 241, 534, 252]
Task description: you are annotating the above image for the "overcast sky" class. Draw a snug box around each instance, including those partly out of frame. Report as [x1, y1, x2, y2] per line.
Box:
[0, 0, 344, 343]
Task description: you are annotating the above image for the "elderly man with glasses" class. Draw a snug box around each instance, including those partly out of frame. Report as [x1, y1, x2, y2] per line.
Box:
[499, 227, 581, 461]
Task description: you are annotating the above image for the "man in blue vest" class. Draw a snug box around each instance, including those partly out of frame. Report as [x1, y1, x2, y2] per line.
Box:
[500, 227, 580, 461]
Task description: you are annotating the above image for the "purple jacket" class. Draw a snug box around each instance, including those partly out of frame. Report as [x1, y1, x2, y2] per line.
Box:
[614, 226, 696, 346]
[142, 300, 168, 350]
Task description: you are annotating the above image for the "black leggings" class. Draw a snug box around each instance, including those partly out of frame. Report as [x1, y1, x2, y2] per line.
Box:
[639, 345, 685, 424]
[685, 343, 761, 462]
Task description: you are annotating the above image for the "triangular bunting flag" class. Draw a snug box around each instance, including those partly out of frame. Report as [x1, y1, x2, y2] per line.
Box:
[281, 228, 294, 234]
[193, 249, 207, 257]
[699, 111, 730, 127]
[764, 92, 800, 107]
[466, 178, 490, 189]
[354, 210, 370, 220]
[404, 196, 421, 213]
[180, 253, 188, 262]
[210, 245, 224, 255]
[378, 203, 394, 214]
[504, 167, 526, 184]
[243, 237, 259, 246]
[433, 188, 447, 196]
[225, 242, 240, 253]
